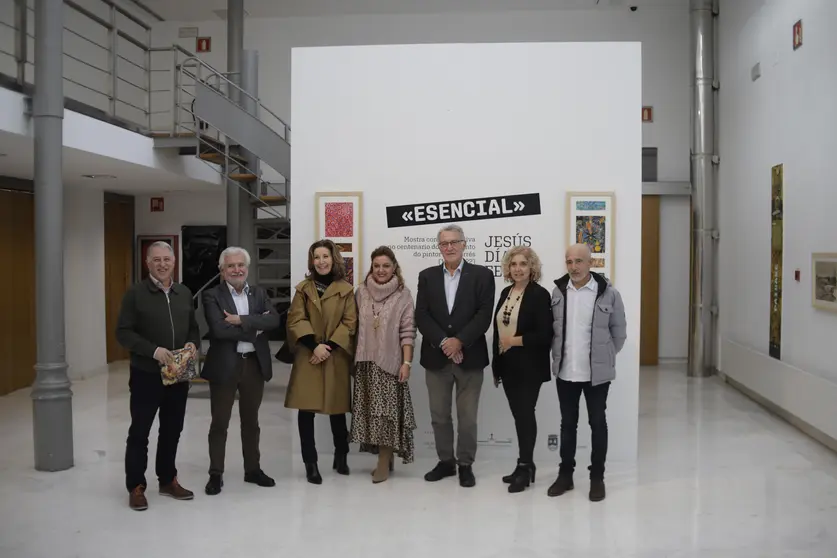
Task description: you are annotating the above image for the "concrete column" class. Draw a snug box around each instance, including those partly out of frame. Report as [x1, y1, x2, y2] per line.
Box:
[225, 0, 244, 245]
[31, 0, 74, 471]
[239, 49, 259, 280]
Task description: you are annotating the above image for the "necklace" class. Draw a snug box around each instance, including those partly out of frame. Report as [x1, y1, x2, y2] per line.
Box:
[501, 288, 523, 326]
[372, 300, 385, 329]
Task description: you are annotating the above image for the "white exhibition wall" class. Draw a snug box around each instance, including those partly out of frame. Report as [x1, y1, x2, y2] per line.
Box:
[718, 0, 837, 441]
[151, 5, 691, 360]
[291, 42, 642, 464]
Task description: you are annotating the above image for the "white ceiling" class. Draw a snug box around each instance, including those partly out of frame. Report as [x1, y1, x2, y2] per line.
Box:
[0, 131, 220, 194]
[138, 0, 682, 22]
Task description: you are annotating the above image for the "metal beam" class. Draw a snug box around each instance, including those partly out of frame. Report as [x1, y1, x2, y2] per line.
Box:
[31, 0, 74, 472]
[239, 49, 259, 280]
[688, 0, 718, 378]
[225, 0, 244, 245]
[641, 181, 690, 196]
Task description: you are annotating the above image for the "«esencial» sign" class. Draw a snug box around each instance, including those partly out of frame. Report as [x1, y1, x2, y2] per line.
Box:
[386, 193, 541, 229]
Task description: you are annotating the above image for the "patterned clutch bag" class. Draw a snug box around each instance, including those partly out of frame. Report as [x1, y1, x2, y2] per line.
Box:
[160, 347, 199, 386]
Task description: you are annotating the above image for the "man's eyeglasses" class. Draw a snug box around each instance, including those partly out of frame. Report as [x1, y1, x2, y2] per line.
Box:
[438, 240, 465, 249]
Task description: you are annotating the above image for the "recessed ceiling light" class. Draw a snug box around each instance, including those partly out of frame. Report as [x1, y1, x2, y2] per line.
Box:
[82, 174, 117, 179]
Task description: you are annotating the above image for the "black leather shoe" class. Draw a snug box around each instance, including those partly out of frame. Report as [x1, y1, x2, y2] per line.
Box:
[244, 469, 276, 487]
[458, 465, 476, 488]
[205, 474, 223, 496]
[589, 478, 606, 502]
[332, 453, 350, 475]
[508, 463, 535, 493]
[424, 461, 457, 482]
[305, 462, 322, 485]
[547, 473, 574, 497]
[502, 462, 524, 484]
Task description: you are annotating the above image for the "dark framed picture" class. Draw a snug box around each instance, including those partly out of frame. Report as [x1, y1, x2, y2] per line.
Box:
[136, 235, 180, 282]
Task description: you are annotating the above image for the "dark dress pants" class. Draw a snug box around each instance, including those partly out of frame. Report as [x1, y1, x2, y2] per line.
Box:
[298, 411, 349, 464]
[125, 366, 189, 492]
[501, 372, 542, 463]
[556, 377, 610, 479]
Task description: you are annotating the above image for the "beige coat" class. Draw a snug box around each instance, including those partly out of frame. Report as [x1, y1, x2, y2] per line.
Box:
[284, 278, 357, 414]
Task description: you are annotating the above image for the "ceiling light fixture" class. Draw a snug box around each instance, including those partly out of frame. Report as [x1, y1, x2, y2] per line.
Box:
[82, 174, 117, 179]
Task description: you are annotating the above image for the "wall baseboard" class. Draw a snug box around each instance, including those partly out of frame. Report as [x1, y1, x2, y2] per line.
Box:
[720, 339, 837, 454]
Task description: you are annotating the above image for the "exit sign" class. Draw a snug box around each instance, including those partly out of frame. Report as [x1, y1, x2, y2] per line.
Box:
[793, 20, 803, 50]
[642, 106, 654, 123]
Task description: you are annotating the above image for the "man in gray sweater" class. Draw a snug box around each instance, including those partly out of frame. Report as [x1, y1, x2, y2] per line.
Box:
[548, 243, 627, 502]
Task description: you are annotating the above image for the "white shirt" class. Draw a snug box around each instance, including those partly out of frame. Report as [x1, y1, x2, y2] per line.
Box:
[442, 260, 464, 314]
[228, 282, 255, 354]
[559, 275, 598, 382]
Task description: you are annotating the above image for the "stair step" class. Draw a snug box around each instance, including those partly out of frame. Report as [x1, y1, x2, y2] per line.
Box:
[253, 195, 287, 206]
[200, 151, 248, 166]
[229, 173, 257, 182]
[255, 238, 291, 246]
[258, 258, 291, 265]
[260, 278, 292, 287]
[256, 217, 291, 227]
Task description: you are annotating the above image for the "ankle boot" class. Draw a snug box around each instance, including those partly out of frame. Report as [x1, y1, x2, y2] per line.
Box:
[502, 461, 525, 484]
[372, 447, 393, 484]
[305, 462, 322, 485]
[508, 463, 535, 493]
[333, 453, 350, 475]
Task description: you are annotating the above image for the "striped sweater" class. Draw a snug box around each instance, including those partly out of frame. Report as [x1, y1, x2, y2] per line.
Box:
[354, 276, 416, 375]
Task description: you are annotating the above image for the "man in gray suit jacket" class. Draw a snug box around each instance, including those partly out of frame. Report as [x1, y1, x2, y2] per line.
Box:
[548, 243, 627, 503]
[201, 247, 281, 495]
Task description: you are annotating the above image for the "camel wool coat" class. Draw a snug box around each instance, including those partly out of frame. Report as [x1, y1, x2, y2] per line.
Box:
[284, 277, 357, 415]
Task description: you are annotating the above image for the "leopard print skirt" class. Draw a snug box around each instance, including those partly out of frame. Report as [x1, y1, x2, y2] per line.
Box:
[350, 361, 416, 464]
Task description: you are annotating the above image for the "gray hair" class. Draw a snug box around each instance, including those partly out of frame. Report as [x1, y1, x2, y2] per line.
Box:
[145, 241, 175, 260]
[218, 246, 251, 268]
[437, 224, 465, 243]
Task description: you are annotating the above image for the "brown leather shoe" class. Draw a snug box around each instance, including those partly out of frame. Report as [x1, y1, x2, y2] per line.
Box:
[129, 485, 148, 511]
[159, 478, 194, 500]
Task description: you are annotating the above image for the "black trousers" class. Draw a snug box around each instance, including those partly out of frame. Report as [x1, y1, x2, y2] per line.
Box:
[125, 366, 189, 492]
[556, 378, 610, 479]
[501, 374, 542, 463]
[298, 411, 349, 464]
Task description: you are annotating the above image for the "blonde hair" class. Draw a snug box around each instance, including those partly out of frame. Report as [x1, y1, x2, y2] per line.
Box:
[501, 246, 542, 283]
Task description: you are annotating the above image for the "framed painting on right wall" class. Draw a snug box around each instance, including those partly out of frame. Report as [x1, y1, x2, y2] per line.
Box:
[812, 252, 837, 312]
[566, 191, 616, 282]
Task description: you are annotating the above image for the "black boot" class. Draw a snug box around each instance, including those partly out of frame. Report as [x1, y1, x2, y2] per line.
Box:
[508, 463, 535, 493]
[333, 453, 350, 475]
[305, 462, 322, 485]
[547, 471, 574, 497]
[502, 462, 525, 484]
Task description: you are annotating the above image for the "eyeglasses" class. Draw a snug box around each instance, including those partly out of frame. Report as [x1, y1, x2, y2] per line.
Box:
[438, 240, 465, 249]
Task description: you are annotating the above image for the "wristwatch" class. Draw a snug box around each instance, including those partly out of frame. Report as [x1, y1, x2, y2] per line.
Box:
[403, 361, 412, 367]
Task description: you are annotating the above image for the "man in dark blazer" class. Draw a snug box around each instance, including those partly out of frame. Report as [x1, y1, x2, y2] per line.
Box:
[201, 247, 281, 495]
[415, 224, 495, 487]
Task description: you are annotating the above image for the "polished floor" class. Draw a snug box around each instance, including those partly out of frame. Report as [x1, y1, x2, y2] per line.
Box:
[1, 362, 837, 557]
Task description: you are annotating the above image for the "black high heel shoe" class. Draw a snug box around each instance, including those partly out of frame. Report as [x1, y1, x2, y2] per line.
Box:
[305, 462, 322, 485]
[508, 463, 536, 493]
[502, 462, 525, 484]
[333, 453, 350, 475]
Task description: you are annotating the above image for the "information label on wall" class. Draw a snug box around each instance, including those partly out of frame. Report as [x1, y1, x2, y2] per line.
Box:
[386, 193, 541, 228]
[769, 164, 784, 360]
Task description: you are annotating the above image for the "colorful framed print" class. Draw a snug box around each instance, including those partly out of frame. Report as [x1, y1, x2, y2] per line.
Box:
[136, 235, 180, 283]
[566, 192, 615, 282]
[812, 253, 837, 312]
[314, 192, 363, 287]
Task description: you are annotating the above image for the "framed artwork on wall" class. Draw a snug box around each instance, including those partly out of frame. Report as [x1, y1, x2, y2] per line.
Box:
[566, 191, 616, 282]
[812, 252, 837, 312]
[136, 234, 180, 283]
[314, 192, 363, 287]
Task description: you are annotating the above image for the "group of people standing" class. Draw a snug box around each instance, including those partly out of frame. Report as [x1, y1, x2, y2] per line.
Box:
[116, 222, 626, 512]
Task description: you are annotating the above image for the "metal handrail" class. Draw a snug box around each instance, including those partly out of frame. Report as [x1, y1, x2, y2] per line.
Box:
[192, 272, 221, 301]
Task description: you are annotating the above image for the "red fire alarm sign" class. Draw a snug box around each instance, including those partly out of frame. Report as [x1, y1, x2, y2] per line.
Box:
[642, 106, 654, 123]
[793, 20, 803, 50]
[150, 197, 164, 212]
[196, 37, 212, 53]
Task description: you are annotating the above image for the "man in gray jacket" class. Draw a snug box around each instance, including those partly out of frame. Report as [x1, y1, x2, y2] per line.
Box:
[548, 243, 627, 502]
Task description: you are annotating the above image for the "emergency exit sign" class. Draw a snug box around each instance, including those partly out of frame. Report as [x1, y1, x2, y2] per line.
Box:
[642, 106, 654, 123]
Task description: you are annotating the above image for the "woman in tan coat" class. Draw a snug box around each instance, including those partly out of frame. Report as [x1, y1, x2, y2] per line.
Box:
[285, 239, 357, 484]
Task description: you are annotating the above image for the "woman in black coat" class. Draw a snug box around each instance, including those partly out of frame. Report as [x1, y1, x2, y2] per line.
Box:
[491, 246, 553, 493]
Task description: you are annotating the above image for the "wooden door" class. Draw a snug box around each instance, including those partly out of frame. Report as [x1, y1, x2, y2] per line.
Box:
[640, 195, 661, 366]
[104, 197, 134, 363]
[0, 190, 36, 395]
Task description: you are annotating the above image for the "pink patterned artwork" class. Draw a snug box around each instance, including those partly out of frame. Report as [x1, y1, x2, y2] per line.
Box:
[325, 202, 354, 237]
[344, 256, 354, 285]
